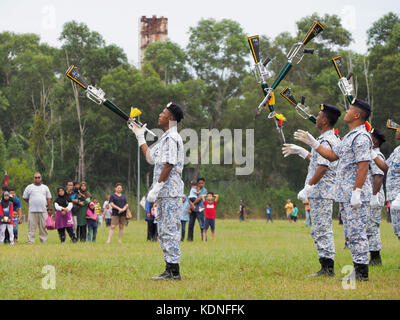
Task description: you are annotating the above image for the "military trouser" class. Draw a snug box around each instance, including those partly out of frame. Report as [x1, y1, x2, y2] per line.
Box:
[157, 197, 182, 264]
[367, 207, 382, 251]
[309, 198, 335, 260]
[339, 202, 370, 265]
[391, 206, 400, 241]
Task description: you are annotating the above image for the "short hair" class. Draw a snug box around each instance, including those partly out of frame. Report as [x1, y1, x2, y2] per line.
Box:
[191, 181, 197, 186]
[207, 192, 214, 196]
[66, 180, 74, 185]
[322, 112, 339, 127]
[197, 177, 205, 183]
[9, 188, 15, 192]
[115, 183, 123, 188]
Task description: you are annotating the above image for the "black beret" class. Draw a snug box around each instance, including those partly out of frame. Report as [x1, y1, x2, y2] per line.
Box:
[320, 104, 341, 119]
[351, 98, 371, 113]
[167, 102, 184, 123]
[370, 128, 386, 144]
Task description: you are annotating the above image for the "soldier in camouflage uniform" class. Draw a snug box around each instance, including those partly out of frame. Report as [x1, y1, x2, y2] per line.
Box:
[283, 104, 341, 277]
[372, 126, 400, 269]
[130, 102, 185, 280]
[368, 128, 386, 266]
[294, 99, 373, 281]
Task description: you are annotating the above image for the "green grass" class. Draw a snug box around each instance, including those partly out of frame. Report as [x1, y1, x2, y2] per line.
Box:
[0, 219, 399, 300]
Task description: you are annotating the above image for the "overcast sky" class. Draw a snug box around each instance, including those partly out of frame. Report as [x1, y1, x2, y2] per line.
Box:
[1, 0, 399, 67]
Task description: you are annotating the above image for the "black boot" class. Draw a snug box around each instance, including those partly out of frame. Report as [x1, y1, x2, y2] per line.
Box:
[169, 263, 182, 281]
[354, 263, 369, 281]
[369, 251, 382, 266]
[151, 262, 181, 281]
[308, 257, 335, 277]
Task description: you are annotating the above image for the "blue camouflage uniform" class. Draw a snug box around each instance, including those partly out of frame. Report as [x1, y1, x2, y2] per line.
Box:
[386, 146, 400, 241]
[306, 129, 340, 260]
[149, 126, 184, 264]
[333, 124, 373, 265]
[367, 148, 385, 251]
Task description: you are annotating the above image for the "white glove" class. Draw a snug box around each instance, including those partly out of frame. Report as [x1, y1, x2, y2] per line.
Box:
[350, 188, 362, 209]
[129, 122, 146, 146]
[392, 194, 400, 210]
[370, 194, 382, 208]
[282, 144, 309, 159]
[294, 130, 320, 150]
[297, 184, 314, 201]
[147, 181, 165, 203]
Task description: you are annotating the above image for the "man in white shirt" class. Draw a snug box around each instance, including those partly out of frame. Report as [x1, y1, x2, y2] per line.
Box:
[23, 173, 52, 244]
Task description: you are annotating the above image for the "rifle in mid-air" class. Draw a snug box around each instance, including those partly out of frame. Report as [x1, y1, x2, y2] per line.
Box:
[387, 119, 400, 131]
[251, 21, 324, 116]
[65, 65, 156, 137]
[248, 35, 286, 143]
[280, 87, 317, 124]
[331, 55, 354, 109]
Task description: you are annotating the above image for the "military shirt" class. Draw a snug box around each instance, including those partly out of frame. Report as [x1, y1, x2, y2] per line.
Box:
[369, 148, 385, 204]
[386, 145, 400, 201]
[306, 129, 341, 200]
[149, 126, 184, 198]
[333, 124, 373, 203]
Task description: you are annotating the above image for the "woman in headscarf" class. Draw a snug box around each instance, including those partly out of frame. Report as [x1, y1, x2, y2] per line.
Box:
[76, 181, 91, 242]
[54, 187, 76, 243]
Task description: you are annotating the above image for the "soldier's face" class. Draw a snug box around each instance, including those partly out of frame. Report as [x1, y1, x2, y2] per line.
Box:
[158, 108, 173, 127]
[316, 111, 327, 130]
[344, 106, 358, 123]
[371, 135, 379, 149]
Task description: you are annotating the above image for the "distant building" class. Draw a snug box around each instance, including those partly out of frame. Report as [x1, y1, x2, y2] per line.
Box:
[139, 15, 168, 68]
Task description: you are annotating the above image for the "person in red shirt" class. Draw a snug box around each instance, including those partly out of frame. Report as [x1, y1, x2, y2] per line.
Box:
[201, 192, 219, 242]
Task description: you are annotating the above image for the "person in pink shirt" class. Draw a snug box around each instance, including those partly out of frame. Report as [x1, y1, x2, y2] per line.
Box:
[86, 202, 98, 242]
[201, 192, 219, 242]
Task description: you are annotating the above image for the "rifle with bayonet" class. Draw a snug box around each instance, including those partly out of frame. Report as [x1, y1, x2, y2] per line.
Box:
[248, 35, 287, 143]
[280, 87, 317, 124]
[331, 55, 354, 109]
[65, 65, 156, 137]
[253, 21, 325, 116]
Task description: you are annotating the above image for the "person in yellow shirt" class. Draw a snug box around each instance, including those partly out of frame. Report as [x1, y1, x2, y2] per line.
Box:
[303, 200, 311, 226]
[285, 199, 294, 223]
[93, 198, 103, 227]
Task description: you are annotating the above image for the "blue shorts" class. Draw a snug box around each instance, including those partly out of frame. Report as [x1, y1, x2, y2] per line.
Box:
[204, 218, 215, 231]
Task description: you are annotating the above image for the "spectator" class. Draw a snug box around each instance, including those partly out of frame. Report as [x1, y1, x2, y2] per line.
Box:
[76, 181, 91, 242]
[5, 188, 22, 244]
[386, 201, 391, 223]
[291, 204, 299, 222]
[266, 203, 273, 223]
[103, 195, 112, 227]
[86, 202, 98, 242]
[93, 198, 103, 227]
[303, 200, 311, 226]
[66, 181, 80, 238]
[152, 202, 159, 241]
[180, 196, 190, 242]
[54, 187, 76, 243]
[145, 200, 157, 242]
[22, 173, 52, 244]
[0, 191, 15, 245]
[202, 192, 219, 242]
[107, 183, 128, 244]
[187, 178, 208, 241]
[285, 199, 294, 223]
[239, 200, 246, 222]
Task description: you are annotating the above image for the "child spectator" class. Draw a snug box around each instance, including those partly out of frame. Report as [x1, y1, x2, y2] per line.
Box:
[0, 191, 15, 245]
[145, 200, 157, 241]
[7, 189, 22, 243]
[93, 198, 103, 227]
[291, 204, 299, 222]
[54, 187, 76, 243]
[285, 199, 294, 223]
[266, 203, 273, 223]
[103, 195, 112, 227]
[201, 192, 219, 242]
[181, 195, 190, 241]
[151, 202, 158, 242]
[86, 202, 98, 242]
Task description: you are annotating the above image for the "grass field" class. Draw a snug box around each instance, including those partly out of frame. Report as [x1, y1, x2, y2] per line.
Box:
[0, 218, 399, 300]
